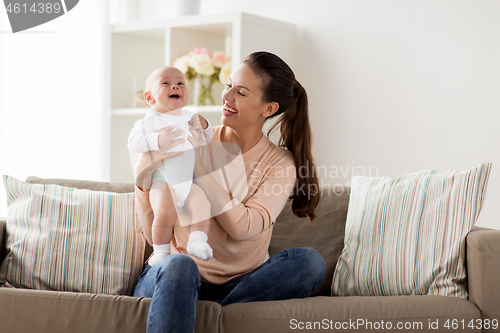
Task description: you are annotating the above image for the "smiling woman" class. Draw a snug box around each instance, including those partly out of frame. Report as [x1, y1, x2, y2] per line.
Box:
[0, 0, 109, 217]
[131, 51, 326, 333]
[228, 52, 321, 220]
[221, 64, 267, 137]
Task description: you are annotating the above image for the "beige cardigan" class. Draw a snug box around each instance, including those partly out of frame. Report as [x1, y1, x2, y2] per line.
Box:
[134, 126, 296, 284]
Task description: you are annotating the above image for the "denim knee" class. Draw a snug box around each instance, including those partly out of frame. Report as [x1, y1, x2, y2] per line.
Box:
[296, 248, 326, 290]
[156, 254, 200, 287]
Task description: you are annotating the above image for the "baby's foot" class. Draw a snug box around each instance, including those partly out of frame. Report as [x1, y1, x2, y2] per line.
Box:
[148, 244, 171, 266]
[187, 231, 213, 260]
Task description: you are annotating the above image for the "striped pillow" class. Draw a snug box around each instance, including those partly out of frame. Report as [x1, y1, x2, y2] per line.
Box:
[332, 163, 491, 298]
[0, 175, 145, 295]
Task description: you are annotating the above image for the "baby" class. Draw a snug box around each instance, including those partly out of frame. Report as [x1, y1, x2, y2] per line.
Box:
[128, 66, 213, 265]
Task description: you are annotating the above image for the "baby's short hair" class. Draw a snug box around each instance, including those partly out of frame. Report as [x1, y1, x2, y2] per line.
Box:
[144, 66, 182, 92]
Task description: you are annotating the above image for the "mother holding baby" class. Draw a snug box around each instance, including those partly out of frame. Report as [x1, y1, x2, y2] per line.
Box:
[133, 51, 326, 333]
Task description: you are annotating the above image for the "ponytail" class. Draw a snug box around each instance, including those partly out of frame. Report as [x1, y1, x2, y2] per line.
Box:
[244, 52, 321, 221]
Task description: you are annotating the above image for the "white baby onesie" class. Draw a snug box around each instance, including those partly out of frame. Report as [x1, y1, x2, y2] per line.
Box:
[128, 108, 213, 209]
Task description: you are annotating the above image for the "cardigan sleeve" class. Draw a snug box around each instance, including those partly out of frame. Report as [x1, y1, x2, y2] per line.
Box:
[214, 158, 296, 241]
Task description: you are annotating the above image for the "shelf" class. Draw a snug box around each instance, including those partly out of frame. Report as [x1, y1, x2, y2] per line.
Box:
[112, 12, 296, 37]
[111, 105, 223, 116]
[108, 12, 297, 183]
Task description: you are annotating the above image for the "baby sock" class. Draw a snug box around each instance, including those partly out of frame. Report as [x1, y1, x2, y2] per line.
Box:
[187, 231, 213, 260]
[148, 244, 171, 266]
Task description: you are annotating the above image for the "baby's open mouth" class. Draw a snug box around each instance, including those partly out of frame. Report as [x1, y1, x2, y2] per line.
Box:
[169, 94, 181, 99]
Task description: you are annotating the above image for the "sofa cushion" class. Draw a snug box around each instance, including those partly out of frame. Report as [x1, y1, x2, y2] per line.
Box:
[25, 177, 153, 264]
[220, 295, 480, 333]
[466, 227, 500, 326]
[0, 175, 144, 295]
[0, 288, 221, 333]
[332, 163, 492, 299]
[26, 176, 134, 193]
[270, 186, 349, 296]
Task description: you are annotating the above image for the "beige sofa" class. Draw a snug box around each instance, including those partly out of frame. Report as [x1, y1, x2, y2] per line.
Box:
[1, 177, 499, 333]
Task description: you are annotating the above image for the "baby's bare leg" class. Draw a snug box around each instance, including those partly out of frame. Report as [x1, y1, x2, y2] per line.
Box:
[189, 218, 210, 235]
[149, 180, 177, 266]
[185, 184, 213, 260]
[183, 184, 211, 227]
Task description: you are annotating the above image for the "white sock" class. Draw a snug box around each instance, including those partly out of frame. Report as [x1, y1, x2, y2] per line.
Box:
[148, 244, 171, 266]
[187, 231, 213, 260]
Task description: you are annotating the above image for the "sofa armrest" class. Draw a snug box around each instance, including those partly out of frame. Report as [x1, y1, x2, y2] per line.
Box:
[466, 226, 500, 330]
[0, 218, 6, 265]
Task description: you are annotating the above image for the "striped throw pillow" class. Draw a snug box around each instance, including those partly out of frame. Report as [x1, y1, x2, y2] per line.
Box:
[332, 163, 491, 298]
[0, 175, 145, 295]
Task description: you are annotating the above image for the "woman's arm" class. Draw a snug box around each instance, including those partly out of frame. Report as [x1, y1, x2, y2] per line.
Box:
[188, 131, 296, 241]
[213, 161, 296, 241]
[134, 185, 154, 245]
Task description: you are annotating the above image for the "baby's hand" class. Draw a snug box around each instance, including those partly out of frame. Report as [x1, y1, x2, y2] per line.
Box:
[189, 114, 208, 130]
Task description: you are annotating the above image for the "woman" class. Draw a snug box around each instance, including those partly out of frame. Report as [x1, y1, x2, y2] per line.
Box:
[133, 51, 326, 333]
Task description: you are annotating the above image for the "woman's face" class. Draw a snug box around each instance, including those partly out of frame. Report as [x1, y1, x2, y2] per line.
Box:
[221, 63, 273, 132]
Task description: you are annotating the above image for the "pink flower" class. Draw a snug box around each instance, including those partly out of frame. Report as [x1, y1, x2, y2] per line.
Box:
[189, 47, 210, 57]
[188, 52, 215, 76]
[212, 51, 228, 68]
[219, 61, 232, 84]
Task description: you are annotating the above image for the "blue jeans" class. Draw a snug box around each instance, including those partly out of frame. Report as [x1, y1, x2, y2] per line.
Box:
[133, 248, 326, 333]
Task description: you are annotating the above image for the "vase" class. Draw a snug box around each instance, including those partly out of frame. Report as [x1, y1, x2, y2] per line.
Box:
[194, 75, 216, 106]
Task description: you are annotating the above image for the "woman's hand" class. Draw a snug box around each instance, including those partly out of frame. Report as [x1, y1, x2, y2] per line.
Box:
[158, 126, 184, 151]
[135, 126, 184, 191]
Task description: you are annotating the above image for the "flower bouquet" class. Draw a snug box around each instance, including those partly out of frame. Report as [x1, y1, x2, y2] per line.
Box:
[173, 48, 232, 106]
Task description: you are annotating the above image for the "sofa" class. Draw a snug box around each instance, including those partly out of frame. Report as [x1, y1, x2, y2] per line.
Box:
[1, 176, 499, 333]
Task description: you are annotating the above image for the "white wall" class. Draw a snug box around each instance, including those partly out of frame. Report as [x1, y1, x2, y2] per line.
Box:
[199, 0, 500, 229]
[2, 0, 498, 230]
[0, 0, 110, 216]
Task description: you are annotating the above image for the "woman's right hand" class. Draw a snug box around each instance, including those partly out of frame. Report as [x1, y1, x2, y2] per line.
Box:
[135, 126, 184, 191]
[158, 126, 184, 151]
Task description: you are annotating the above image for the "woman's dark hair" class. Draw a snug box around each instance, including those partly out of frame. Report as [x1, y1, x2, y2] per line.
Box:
[244, 51, 320, 221]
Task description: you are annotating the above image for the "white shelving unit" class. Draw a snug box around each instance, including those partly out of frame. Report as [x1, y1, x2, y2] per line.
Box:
[111, 105, 223, 116]
[109, 12, 297, 183]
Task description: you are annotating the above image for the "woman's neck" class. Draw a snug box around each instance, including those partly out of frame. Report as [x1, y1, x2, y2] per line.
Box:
[223, 126, 263, 154]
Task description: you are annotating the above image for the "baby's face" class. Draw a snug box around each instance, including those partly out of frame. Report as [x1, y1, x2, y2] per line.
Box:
[146, 67, 189, 113]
